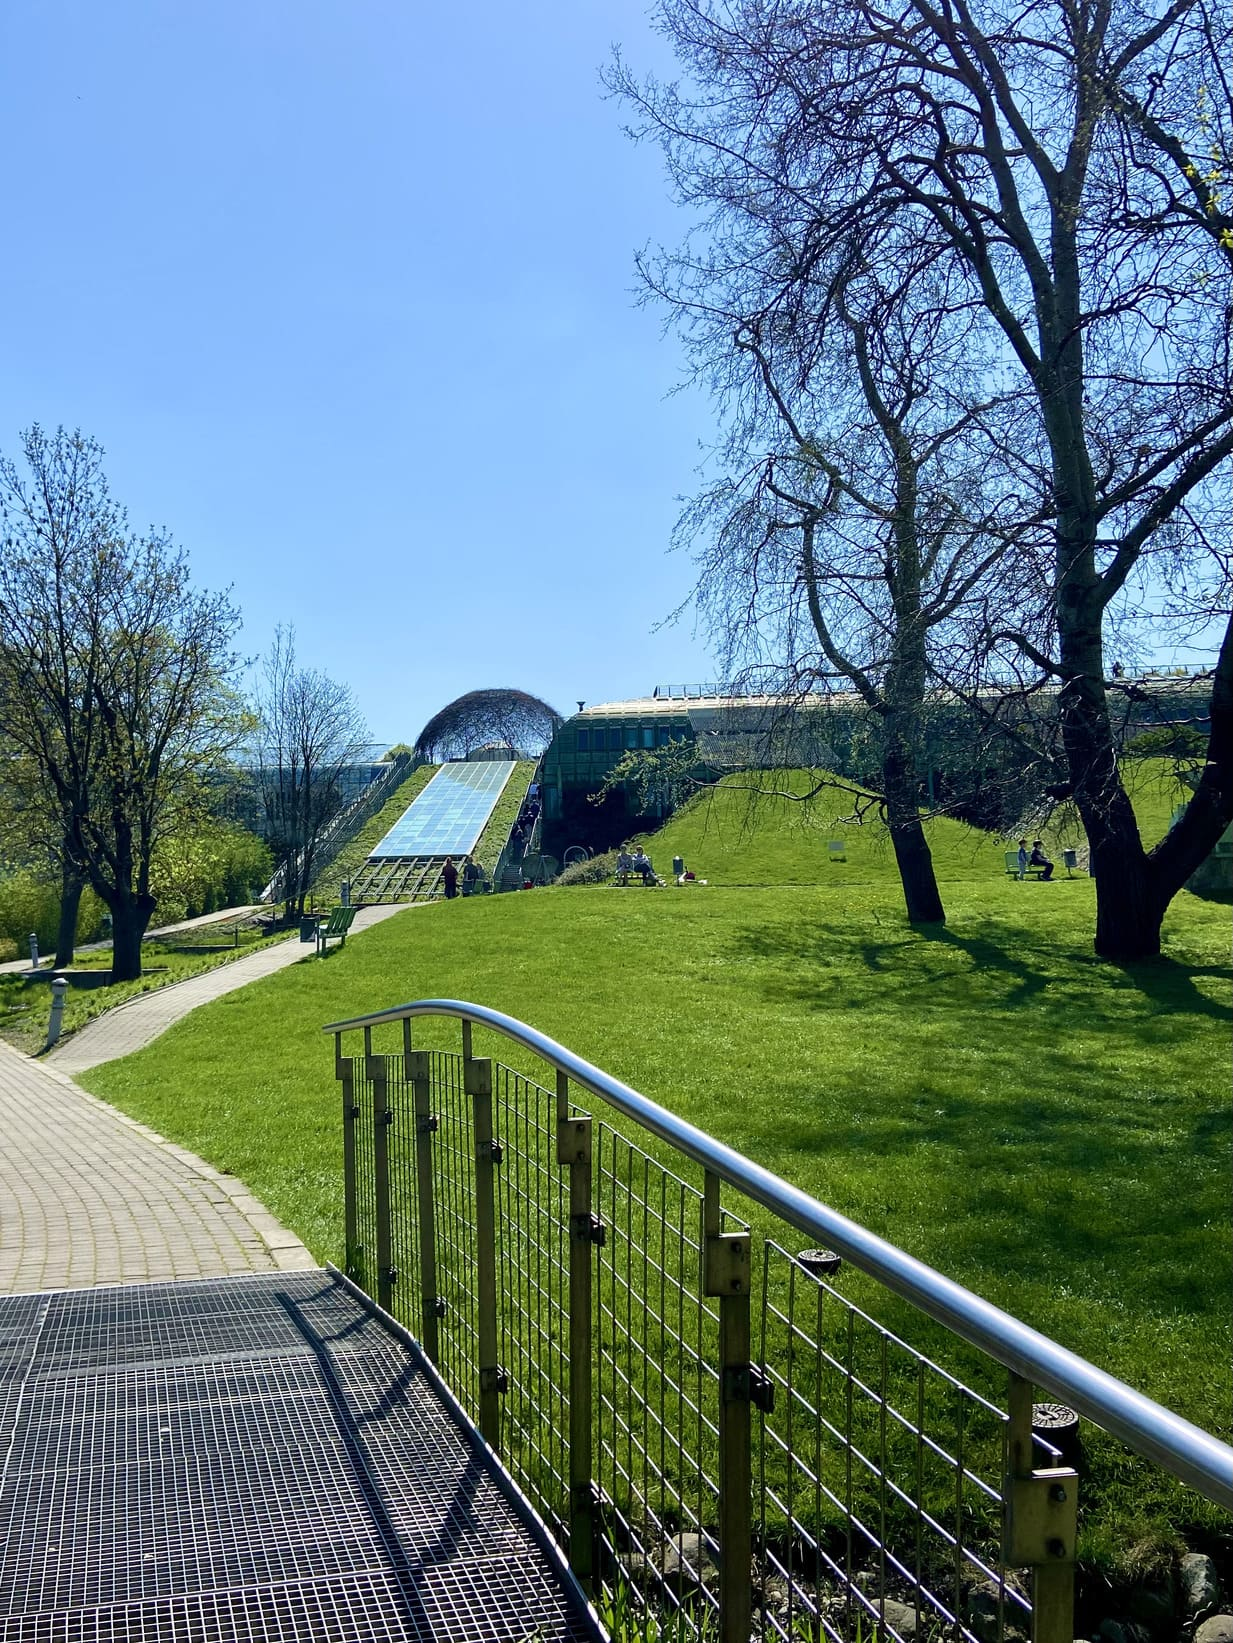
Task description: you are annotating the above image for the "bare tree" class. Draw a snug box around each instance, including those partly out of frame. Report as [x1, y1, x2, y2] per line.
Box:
[612, 0, 1233, 959]
[252, 628, 369, 917]
[0, 426, 245, 980]
[682, 243, 1051, 922]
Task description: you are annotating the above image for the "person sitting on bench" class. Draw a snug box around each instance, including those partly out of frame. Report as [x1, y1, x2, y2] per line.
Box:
[1029, 840, 1054, 881]
[632, 848, 656, 885]
[616, 846, 634, 885]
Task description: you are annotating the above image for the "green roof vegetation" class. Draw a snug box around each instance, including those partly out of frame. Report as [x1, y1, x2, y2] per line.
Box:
[628, 759, 1193, 886]
[310, 762, 438, 893]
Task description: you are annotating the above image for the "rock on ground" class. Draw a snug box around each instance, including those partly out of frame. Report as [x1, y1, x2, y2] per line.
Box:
[1182, 1554, 1223, 1620]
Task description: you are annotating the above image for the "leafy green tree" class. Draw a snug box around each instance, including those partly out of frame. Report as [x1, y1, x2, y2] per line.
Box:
[0, 426, 245, 980]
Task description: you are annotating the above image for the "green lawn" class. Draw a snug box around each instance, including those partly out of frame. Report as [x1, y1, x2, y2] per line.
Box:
[79, 768, 1230, 1566]
[0, 921, 290, 1056]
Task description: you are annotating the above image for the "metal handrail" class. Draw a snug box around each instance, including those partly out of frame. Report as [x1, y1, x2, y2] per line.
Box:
[324, 996, 1233, 1514]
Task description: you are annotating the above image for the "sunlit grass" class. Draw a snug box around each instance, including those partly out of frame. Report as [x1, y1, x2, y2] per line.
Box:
[79, 765, 1229, 1563]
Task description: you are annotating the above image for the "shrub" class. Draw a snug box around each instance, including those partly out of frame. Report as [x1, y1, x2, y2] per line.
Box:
[152, 822, 273, 922]
[555, 850, 619, 886]
[0, 870, 106, 953]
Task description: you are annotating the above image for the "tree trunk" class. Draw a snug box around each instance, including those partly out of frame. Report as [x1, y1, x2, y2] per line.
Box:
[1053, 546, 1169, 959]
[883, 728, 946, 925]
[55, 864, 84, 969]
[109, 893, 156, 982]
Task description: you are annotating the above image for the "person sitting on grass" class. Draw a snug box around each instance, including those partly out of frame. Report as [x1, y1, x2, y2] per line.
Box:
[1029, 840, 1054, 881]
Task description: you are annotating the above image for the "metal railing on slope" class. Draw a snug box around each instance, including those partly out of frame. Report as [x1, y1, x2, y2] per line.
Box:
[323, 1000, 1233, 1643]
[261, 753, 414, 904]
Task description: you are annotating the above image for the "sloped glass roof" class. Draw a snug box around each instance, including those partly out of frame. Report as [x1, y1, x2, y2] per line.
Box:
[369, 761, 515, 858]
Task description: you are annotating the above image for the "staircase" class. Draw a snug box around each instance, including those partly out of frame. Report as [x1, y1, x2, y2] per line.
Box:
[348, 855, 446, 904]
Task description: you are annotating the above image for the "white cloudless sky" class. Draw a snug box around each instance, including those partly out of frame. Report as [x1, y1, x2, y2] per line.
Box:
[0, 1, 724, 744]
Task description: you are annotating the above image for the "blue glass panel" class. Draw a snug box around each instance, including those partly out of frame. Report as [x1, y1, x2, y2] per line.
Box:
[369, 761, 515, 858]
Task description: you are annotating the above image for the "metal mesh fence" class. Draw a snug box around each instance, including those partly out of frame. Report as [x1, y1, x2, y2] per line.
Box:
[494, 1063, 570, 1535]
[754, 1243, 1025, 1643]
[593, 1123, 722, 1626]
[344, 1057, 377, 1299]
[338, 1036, 1086, 1643]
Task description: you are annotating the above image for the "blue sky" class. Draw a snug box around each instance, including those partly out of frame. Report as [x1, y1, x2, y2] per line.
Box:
[0, 2, 721, 744]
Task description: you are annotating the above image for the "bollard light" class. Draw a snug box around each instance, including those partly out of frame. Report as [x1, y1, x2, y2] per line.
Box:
[46, 976, 69, 1049]
[28, 932, 39, 970]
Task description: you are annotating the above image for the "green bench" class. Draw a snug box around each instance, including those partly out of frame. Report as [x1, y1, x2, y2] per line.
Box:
[1004, 851, 1049, 880]
[316, 906, 358, 954]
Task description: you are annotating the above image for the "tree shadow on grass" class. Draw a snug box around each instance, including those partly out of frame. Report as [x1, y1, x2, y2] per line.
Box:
[724, 917, 1231, 1301]
[733, 916, 1231, 1023]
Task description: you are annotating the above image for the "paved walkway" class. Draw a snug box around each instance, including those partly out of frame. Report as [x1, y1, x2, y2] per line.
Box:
[1, 903, 414, 1293]
[45, 903, 409, 1074]
[0, 902, 264, 976]
[0, 1037, 316, 1291]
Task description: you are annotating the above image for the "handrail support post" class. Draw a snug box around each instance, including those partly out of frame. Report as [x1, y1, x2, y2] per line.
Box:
[409, 1049, 441, 1363]
[1005, 1372, 1078, 1643]
[703, 1170, 753, 1643]
[370, 1052, 395, 1312]
[557, 1070, 596, 1591]
[338, 1052, 362, 1284]
[468, 1054, 502, 1449]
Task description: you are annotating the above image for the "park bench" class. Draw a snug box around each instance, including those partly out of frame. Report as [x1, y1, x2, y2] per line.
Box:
[614, 864, 662, 886]
[1004, 851, 1049, 880]
[316, 906, 358, 954]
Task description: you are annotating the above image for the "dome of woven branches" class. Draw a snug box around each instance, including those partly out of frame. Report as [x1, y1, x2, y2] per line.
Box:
[414, 689, 563, 762]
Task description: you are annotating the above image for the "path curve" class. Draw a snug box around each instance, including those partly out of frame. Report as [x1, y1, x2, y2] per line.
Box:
[45, 903, 411, 1075]
[0, 1039, 316, 1291]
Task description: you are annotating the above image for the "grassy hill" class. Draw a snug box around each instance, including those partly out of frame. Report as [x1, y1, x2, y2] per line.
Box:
[310, 763, 438, 893]
[632, 759, 1194, 887]
[79, 758, 1229, 1567]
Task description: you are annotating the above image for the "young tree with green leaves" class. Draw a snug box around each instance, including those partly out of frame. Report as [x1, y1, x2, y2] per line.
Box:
[0, 426, 245, 980]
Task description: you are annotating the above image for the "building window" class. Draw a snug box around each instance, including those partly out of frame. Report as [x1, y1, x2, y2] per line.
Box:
[642, 726, 655, 747]
[608, 728, 623, 750]
[655, 727, 672, 746]
[625, 727, 640, 749]
[577, 729, 590, 752]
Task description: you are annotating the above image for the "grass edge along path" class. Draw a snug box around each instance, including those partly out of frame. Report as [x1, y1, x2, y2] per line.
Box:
[81, 876, 1231, 1568]
[0, 923, 292, 1057]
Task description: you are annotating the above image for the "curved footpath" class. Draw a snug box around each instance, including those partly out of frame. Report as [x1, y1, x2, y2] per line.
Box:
[46, 903, 407, 1074]
[1, 902, 412, 1292]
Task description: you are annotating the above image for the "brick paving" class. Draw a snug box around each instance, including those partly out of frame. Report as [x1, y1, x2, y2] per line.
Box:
[45, 903, 410, 1074]
[0, 1038, 317, 1291]
[1, 902, 413, 1293]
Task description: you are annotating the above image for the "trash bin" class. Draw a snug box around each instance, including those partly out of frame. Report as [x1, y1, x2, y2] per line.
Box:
[672, 856, 684, 878]
[1062, 848, 1078, 873]
[300, 916, 319, 943]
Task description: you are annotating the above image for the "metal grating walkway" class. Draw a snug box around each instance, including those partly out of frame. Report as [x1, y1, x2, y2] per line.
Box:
[0, 1270, 599, 1643]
